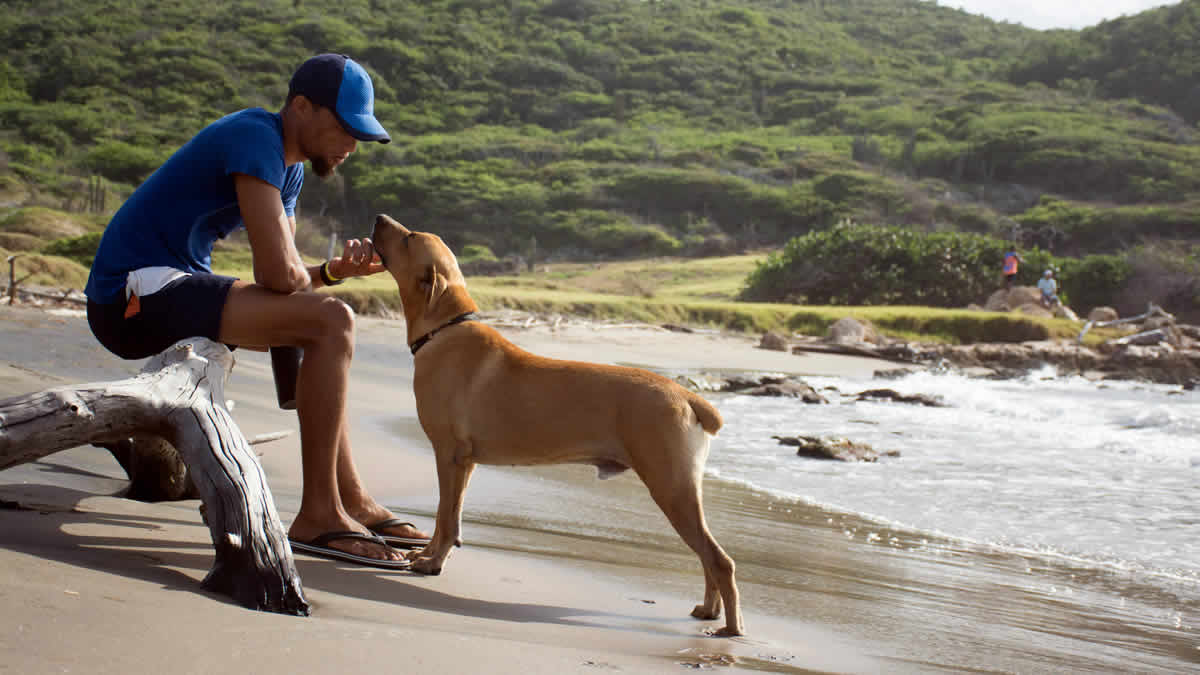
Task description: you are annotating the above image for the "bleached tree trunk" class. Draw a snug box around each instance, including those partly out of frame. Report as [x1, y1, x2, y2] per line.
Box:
[0, 338, 308, 616]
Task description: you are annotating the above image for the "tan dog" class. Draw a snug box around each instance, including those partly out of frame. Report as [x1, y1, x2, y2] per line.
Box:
[371, 214, 743, 636]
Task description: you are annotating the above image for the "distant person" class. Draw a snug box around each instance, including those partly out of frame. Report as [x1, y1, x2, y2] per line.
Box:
[83, 54, 424, 568]
[1002, 246, 1022, 289]
[1038, 269, 1060, 307]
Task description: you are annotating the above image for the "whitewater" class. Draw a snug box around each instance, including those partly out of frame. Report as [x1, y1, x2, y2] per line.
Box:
[709, 366, 1200, 593]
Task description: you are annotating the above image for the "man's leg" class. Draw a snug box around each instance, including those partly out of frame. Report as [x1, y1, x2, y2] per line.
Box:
[217, 281, 402, 561]
[332, 425, 430, 540]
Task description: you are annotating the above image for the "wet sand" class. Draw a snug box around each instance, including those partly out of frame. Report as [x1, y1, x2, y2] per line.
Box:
[2, 304, 1196, 673]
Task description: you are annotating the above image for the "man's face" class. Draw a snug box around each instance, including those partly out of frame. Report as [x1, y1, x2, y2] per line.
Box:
[298, 100, 358, 179]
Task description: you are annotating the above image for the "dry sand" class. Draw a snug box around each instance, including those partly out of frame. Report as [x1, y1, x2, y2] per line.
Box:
[0, 305, 900, 674]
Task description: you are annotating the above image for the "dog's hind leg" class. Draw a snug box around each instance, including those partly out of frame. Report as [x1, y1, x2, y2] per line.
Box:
[635, 433, 743, 636]
[409, 442, 475, 575]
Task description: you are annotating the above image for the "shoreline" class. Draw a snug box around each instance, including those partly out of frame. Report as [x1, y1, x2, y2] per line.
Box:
[3, 304, 1197, 673]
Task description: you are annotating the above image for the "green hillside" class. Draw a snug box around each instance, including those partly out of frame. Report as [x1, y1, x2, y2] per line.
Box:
[1, 0, 1197, 270]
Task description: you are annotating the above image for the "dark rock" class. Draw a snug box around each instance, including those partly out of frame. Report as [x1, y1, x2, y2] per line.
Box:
[855, 388, 948, 407]
[827, 317, 881, 345]
[774, 435, 899, 462]
[874, 367, 918, 380]
[758, 331, 789, 351]
[661, 323, 694, 333]
[721, 374, 783, 392]
[743, 381, 828, 404]
[875, 343, 921, 362]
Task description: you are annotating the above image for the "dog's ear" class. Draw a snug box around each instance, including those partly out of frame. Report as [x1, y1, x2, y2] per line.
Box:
[420, 264, 450, 315]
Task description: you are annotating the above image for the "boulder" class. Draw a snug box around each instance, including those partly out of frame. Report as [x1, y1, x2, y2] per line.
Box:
[720, 374, 786, 392]
[827, 317, 880, 345]
[1088, 307, 1119, 323]
[855, 388, 948, 407]
[741, 380, 828, 404]
[985, 286, 1042, 312]
[1014, 302, 1054, 318]
[774, 435, 900, 462]
[758, 331, 789, 352]
[873, 367, 919, 380]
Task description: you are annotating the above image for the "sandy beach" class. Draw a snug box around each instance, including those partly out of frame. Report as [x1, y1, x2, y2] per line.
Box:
[4, 303, 1197, 674]
[0, 304, 898, 674]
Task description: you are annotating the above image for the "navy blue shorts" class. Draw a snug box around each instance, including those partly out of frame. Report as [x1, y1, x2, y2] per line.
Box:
[87, 273, 237, 360]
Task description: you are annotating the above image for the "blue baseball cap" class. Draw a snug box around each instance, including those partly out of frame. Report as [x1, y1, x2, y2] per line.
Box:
[288, 53, 390, 144]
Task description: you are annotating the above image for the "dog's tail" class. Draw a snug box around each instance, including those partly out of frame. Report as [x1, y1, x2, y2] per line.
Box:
[686, 391, 723, 435]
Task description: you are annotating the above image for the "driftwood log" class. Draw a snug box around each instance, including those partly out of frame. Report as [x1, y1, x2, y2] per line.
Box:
[0, 338, 309, 615]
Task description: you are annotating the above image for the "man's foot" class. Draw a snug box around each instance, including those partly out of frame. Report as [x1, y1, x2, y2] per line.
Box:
[288, 532, 412, 570]
[365, 518, 429, 541]
[348, 501, 431, 541]
[289, 514, 404, 562]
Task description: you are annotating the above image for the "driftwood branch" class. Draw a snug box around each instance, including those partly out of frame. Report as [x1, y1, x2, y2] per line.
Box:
[0, 338, 309, 616]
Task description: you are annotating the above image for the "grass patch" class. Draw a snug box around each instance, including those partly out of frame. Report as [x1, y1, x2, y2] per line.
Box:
[1, 248, 91, 289]
[0, 231, 40, 251]
[0, 206, 104, 240]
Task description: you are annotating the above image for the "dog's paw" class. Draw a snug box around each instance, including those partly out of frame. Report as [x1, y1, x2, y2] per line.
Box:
[705, 625, 745, 638]
[690, 604, 720, 621]
[409, 556, 444, 576]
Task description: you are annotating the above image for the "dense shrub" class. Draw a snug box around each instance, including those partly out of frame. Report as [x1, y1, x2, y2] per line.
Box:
[741, 220, 1140, 311]
[84, 141, 163, 184]
[539, 210, 681, 258]
[42, 231, 103, 268]
[742, 221, 1034, 306]
[1056, 254, 1132, 314]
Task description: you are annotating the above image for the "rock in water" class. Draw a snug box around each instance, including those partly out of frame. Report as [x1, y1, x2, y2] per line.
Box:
[855, 388, 948, 407]
[773, 435, 900, 462]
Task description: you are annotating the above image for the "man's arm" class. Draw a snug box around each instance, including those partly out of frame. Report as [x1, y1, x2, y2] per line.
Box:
[235, 173, 385, 292]
[235, 173, 312, 293]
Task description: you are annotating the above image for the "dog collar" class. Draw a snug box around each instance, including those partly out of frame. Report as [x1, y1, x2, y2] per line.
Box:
[410, 312, 478, 355]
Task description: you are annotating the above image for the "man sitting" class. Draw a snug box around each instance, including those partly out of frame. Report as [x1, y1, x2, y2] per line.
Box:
[1037, 269, 1060, 307]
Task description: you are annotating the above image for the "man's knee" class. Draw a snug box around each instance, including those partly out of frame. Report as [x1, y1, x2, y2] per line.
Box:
[308, 296, 357, 352]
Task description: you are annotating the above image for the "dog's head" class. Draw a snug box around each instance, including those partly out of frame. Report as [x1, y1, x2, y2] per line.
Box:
[372, 214, 478, 338]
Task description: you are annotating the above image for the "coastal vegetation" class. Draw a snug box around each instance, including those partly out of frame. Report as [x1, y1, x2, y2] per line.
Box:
[1, 0, 1197, 323]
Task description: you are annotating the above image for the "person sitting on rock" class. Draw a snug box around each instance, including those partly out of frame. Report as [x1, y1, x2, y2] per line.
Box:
[1037, 269, 1060, 307]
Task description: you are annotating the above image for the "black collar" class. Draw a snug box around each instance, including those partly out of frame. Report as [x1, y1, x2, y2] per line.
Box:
[410, 312, 478, 355]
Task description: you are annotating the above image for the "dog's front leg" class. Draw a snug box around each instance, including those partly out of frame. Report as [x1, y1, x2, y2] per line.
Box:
[408, 444, 475, 575]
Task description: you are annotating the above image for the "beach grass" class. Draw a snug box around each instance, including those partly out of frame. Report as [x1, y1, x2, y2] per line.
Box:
[243, 251, 1109, 346]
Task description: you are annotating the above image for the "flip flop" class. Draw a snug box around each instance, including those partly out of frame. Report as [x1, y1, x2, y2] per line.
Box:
[288, 531, 412, 570]
[366, 518, 431, 549]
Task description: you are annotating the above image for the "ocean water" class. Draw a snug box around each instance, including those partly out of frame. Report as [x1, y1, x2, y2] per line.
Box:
[381, 365, 1200, 670]
[708, 367, 1200, 592]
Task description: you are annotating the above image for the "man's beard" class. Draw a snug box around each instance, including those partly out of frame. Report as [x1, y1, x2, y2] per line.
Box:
[310, 155, 336, 179]
[300, 135, 337, 179]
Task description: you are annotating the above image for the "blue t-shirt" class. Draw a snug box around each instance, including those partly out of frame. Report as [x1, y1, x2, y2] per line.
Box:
[85, 108, 304, 303]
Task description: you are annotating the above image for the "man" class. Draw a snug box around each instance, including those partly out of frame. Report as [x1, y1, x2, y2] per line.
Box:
[1038, 269, 1059, 307]
[1002, 246, 1022, 289]
[84, 54, 424, 568]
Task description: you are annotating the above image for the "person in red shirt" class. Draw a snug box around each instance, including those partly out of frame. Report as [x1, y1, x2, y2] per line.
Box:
[1002, 246, 1022, 289]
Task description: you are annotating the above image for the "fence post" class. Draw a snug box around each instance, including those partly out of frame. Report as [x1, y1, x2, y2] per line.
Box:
[6, 254, 21, 305]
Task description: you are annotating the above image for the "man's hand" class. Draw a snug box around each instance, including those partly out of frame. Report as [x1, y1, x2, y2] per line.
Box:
[326, 238, 386, 280]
